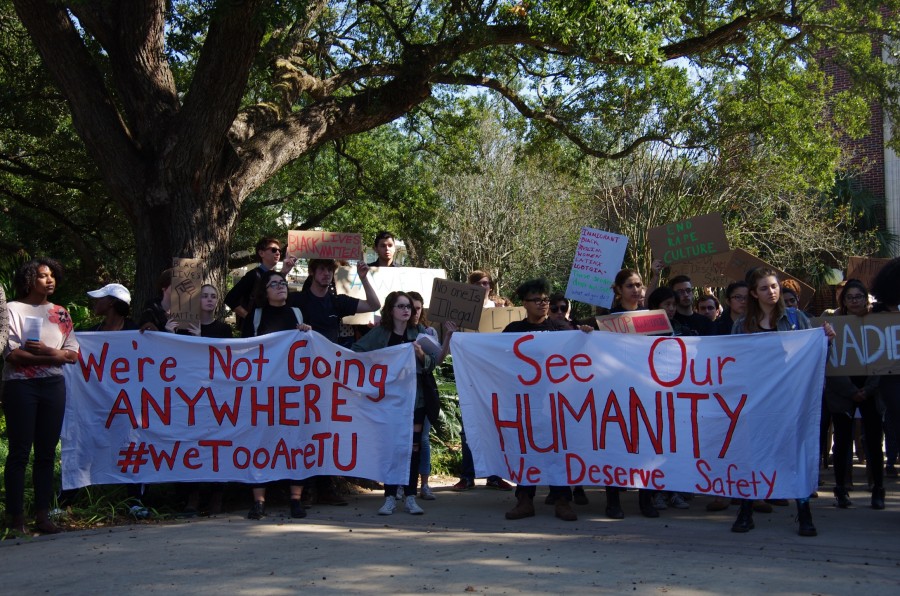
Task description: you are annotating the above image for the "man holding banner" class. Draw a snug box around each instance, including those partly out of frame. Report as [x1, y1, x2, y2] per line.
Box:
[502, 278, 590, 522]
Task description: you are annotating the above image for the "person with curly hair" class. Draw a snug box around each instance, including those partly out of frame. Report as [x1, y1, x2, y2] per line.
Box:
[2, 258, 79, 535]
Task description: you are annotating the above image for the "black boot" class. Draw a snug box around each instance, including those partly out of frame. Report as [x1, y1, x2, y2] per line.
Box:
[833, 486, 851, 508]
[871, 487, 885, 510]
[638, 489, 659, 518]
[605, 487, 624, 519]
[797, 500, 817, 536]
[731, 500, 754, 533]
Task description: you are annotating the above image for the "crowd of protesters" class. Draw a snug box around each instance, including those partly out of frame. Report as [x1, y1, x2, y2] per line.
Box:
[2, 233, 899, 539]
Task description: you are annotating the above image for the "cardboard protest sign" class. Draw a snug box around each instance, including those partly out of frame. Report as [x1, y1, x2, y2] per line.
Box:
[846, 256, 890, 289]
[811, 313, 900, 375]
[170, 258, 204, 326]
[565, 227, 628, 308]
[460, 306, 528, 333]
[287, 230, 362, 261]
[726, 249, 815, 309]
[334, 266, 447, 325]
[427, 278, 485, 330]
[668, 252, 733, 287]
[62, 331, 417, 488]
[451, 329, 827, 498]
[649, 214, 730, 266]
[595, 310, 674, 335]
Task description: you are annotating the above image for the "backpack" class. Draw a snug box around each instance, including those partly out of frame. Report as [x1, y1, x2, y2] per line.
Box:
[252, 307, 304, 336]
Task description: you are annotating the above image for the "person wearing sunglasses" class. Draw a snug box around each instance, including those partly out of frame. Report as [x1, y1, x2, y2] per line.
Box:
[353, 291, 436, 516]
[242, 269, 311, 521]
[224, 236, 295, 324]
[502, 278, 592, 522]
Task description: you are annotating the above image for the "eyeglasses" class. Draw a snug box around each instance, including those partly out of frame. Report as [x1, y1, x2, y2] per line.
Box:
[729, 294, 748, 302]
[524, 298, 550, 304]
[394, 303, 412, 310]
[266, 281, 288, 289]
[844, 294, 866, 302]
[266, 247, 282, 254]
[549, 305, 567, 313]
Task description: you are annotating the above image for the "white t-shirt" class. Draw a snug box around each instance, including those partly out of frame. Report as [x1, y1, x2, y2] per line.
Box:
[3, 301, 79, 380]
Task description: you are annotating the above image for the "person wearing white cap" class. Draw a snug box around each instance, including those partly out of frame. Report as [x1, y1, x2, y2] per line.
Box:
[86, 283, 138, 332]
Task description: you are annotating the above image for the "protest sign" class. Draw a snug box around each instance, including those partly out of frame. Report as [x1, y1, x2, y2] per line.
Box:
[61, 331, 417, 489]
[811, 313, 900, 375]
[595, 310, 674, 335]
[450, 329, 827, 498]
[427, 278, 485, 330]
[649, 214, 730, 266]
[668, 252, 733, 287]
[170, 258, 204, 326]
[287, 230, 363, 261]
[460, 306, 528, 333]
[726, 249, 815, 308]
[564, 227, 628, 308]
[334, 266, 447, 325]
[846, 256, 890, 289]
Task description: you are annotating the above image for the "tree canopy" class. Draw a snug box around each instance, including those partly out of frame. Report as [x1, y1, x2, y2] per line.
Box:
[5, 0, 899, 302]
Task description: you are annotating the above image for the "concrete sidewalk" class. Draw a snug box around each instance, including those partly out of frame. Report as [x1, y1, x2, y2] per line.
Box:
[2, 479, 899, 595]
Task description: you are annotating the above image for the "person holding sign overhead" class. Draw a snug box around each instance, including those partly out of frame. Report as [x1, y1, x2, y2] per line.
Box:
[730, 267, 835, 536]
[242, 269, 312, 521]
[2, 258, 79, 535]
[367, 230, 398, 267]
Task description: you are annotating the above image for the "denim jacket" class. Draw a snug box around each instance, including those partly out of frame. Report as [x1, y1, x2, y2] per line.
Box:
[352, 324, 436, 409]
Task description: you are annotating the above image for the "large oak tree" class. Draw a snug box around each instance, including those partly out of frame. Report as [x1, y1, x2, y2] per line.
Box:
[9, 0, 899, 297]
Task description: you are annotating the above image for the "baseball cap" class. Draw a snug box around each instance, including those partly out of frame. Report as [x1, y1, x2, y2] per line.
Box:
[87, 283, 131, 304]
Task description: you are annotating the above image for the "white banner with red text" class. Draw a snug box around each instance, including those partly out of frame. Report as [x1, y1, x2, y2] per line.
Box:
[451, 329, 827, 499]
[61, 331, 416, 489]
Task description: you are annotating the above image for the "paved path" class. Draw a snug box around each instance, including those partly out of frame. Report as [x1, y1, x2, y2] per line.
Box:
[3, 479, 899, 595]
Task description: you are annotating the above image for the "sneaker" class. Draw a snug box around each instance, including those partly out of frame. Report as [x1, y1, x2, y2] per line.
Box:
[451, 478, 475, 491]
[290, 499, 307, 519]
[405, 495, 424, 514]
[485, 478, 514, 491]
[247, 501, 266, 520]
[669, 493, 690, 509]
[378, 496, 397, 515]
[395, 486, 404, 500]
[652, 492, 668, 510]
[129, 503, 152, 520]
[419, 485, 436, 500]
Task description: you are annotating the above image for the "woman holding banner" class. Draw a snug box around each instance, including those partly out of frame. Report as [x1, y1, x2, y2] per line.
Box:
[2, 258, 79, 535]
[242, 270, 311, 521]
[605, 269, 661, 519]
[731, 267, 835, 536]
[823, 279, 885, 510]
[353, 291, 436, 516]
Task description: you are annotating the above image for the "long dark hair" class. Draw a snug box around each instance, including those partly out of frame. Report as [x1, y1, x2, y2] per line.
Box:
[742, 267, 784, 333]
[380, 291, 412, 330]
[253, 270, 287, 307]
[407, 290, 430, 328]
